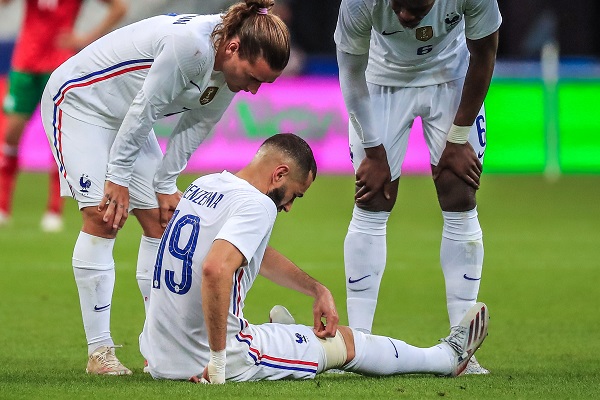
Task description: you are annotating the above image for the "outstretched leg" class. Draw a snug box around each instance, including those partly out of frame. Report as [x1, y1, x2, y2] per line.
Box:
[340, 302, 489, 377]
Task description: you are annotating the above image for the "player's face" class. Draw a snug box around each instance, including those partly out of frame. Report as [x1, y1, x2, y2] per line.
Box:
[389, 0, 435, 29]
[267, 172, 314, 213]
[221, 45, 282, 94]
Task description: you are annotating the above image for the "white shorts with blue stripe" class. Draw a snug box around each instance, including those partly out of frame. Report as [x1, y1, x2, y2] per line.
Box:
[226, 323, 325, 381]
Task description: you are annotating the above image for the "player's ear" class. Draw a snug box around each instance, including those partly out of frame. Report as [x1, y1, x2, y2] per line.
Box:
[225, 38, 240, 55]
[273, 165, 290, 183]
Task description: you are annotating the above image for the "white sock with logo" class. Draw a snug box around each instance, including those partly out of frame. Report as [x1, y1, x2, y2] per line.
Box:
[441, 207, 484, 327]
[136, 236, 160, 315]
[344, 206, 389, 334]
[72, 231, 116, 355]
[343, 329, 454, 376]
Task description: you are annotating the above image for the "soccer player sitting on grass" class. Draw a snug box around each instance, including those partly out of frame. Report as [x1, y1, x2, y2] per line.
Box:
[140, 133, 489, 383]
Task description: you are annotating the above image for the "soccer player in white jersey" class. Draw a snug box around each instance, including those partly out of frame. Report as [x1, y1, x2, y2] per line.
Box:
[39, 0, 290, 375]
[334, 0, 501, 374]
[140, 133, 490, 383]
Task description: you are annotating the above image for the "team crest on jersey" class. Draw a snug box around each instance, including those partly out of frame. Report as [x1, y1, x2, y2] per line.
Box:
[199, 87, 219, 105]
[79, 174, 91, 194]
[416, 26, 433, 41]
[444, 12, 462, 29]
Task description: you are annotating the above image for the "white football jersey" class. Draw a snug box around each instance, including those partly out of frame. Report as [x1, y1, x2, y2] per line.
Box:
[335, 0, 502, 87]
[46, 14, 236, 194]
[140, 171, 277, 380]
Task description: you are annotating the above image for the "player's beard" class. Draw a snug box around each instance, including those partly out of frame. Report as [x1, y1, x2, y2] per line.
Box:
[267, 185, 286, 212]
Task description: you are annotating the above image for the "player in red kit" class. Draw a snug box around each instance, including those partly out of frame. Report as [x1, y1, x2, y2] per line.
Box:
[0, 0, 126, 231]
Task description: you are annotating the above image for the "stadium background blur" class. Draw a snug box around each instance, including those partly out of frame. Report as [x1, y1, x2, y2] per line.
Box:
[1, 0, 599, 175]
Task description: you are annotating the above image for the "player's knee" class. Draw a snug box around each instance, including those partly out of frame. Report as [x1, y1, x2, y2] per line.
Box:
[355, 179, 399, 212]
[319, 328, 352, 371]
[132, 208, 164, 238]
[81, 206, 119, 238]
[434, 169, 477, 211]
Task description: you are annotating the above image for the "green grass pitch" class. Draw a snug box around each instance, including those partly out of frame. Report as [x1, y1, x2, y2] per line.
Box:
[1, 172, 599, 399]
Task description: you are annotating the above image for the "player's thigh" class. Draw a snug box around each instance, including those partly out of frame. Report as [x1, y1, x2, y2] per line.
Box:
[128, 129, 162, 212]
[3, 70, 46, 115]
[422, 79, 487, 166]
[228, 324, 323, 382]
[349, 84, 417, 182]
[41, 106, 116, 209]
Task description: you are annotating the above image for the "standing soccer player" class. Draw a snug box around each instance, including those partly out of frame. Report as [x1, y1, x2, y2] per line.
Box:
[335, 0, 501, 373]
[40, 0, 290, 375]
[140, 133, 490, 383]
[0, 0, 127, 231]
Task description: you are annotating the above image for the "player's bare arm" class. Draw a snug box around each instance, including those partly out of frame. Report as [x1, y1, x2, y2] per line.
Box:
[259, 246, 339, 338]
[201, 239, 245, 384]
[98, 181, 129, 231]
[436, 30, 499, 189]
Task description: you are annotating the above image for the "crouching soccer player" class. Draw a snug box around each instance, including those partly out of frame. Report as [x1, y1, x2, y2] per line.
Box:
[140, 134, 489, 382]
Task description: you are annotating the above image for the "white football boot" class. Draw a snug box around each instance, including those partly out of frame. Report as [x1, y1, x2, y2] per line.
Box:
[86, 345, 132, 375]
[441, 302, 489, 377]
[269, 305, 296, 324]
[464, 355, 490, 375]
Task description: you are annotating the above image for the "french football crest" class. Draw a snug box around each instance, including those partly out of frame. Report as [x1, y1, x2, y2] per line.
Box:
[79, 174, 91, 193]
[444, 12, 462, 29]
[416, 26, 433, 42]
[200, 86, 219, 105]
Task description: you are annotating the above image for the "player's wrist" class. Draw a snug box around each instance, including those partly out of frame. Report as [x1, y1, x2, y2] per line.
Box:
[364, 144, 387, 160]
[446, 124, 471, 144]
[208, 349, 226, 384]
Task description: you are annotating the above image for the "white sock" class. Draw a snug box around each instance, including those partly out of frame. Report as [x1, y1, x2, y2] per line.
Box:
[441, 207, 484, 327]
[72, 231, 116, 356]
[344, 206, 389, 333]
[343, 329, 454, 375]
[136, 235, 161, 315]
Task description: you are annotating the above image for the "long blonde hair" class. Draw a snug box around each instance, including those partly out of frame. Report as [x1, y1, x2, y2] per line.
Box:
[212, 0, 290, 71]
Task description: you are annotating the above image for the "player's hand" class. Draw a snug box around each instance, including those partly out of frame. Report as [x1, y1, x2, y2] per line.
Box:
[355, 144, 392, 206]
[312, 286, 339, 339]
[98, 181, 129, 231]
[435, 142, 482, 189]
[156, 191, 183, 228]
[191, 350, 226, 384]
[189, 368, 211, 384]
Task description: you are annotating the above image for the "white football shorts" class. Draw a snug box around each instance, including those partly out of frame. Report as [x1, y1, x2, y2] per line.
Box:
[144, 322, 326, 382]
[349, 77, 487, 181]
[225, 323, 325, 382]
[41, 88, 162, 210]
